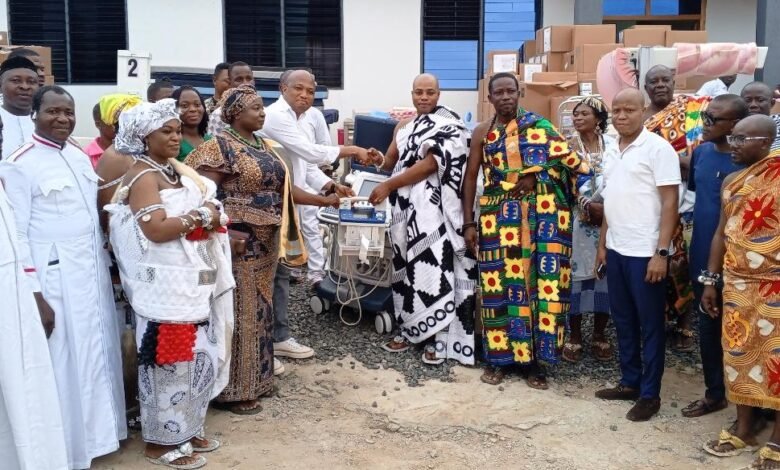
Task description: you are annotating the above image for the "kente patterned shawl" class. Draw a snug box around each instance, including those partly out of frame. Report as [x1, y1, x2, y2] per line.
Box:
[721, 151, 780, 409]
[644, 94, 711, 159]
[478, 108, 586, 367]
[389, 106, 478, 365]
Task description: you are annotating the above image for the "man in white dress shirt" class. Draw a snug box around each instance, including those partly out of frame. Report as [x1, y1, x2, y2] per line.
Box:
[0, 113, 69, 470]
[260, 70, 370, 283]
[0, 85, 126, 469]
[696, 74, 737, 97]
[0, 57, 37, 160]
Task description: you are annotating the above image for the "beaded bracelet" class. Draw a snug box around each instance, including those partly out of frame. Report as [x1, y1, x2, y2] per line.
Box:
[697, 270, 723, 288]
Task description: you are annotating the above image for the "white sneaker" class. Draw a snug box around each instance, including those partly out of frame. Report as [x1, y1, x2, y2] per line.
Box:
[274, 337, 315, 359]
[273, 357, 285, 376]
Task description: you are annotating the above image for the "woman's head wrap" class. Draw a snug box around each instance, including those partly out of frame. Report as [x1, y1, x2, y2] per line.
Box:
[98, 93, 142, 126]
[114, 98, 180, 154]
[220, 85, 259, 124]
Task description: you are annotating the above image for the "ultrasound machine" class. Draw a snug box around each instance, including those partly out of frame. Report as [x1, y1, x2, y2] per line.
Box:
[313, 165, 396, 334]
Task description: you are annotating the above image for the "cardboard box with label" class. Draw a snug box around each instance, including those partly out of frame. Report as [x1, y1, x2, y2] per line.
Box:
[519, 80, 578, 118]
[488, 50, 520, 75]
[665, 30, 708, 47]
[620, 28, 666, 47]
[577, 72, 598, 95]
[574, 43, 621, 73]
[572, 24, 617, 49]
[541, 52, 567, 72]
[541, 25, 574, 53]
[532, 72, 578, 82]
[518, 63, 544, 82]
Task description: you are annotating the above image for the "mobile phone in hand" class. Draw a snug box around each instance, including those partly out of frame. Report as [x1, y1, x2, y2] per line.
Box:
[596, 263, 606, 279]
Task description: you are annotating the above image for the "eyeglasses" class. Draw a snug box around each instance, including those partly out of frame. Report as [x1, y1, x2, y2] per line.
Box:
[701, 111, 737, 127]
[726, 135, 770, 146]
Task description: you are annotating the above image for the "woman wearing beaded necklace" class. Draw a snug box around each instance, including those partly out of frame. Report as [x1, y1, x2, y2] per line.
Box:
[562, 96, 620, 363]
[106, 99, 233, 469]
[186, 85, 313, 415]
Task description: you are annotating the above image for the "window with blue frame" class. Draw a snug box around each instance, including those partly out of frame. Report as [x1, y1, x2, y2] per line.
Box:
[422, 0, 481, 90]
[603, 0, 702, 17]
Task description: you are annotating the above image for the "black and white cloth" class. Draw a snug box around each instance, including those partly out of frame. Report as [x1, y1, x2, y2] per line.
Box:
[389, 106, 478, 365]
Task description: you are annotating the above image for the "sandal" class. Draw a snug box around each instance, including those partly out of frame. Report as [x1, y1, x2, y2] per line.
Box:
[146, 442, 207, 469]
[381, 335, 410, 353]
[421, 344, 444, 365]
[526, 374, 549, 391]
[480, 366, 506, 385]
[740, 443, 780, 470]
[591, 340, 614, 361]
[191, 430, 221, 453]
[681, 398, 728, 418]
[673, 328, 696, 352]
[703, 429, 760, 457]
[562, 342, 584, 363]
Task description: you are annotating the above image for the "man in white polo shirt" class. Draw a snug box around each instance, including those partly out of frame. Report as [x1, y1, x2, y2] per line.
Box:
[594, 88, 680, 422]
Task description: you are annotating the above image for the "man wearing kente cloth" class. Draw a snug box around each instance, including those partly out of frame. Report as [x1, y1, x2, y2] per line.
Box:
[643, 65, 711, 352]
[702, 115, 780, 469]
[462, 72, 586, 388]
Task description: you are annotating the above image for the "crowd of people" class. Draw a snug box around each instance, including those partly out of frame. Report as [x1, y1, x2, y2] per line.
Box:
[2, 47, 780, 469]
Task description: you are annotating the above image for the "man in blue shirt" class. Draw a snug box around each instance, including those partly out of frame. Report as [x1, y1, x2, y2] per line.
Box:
[682, 94, 748, 418]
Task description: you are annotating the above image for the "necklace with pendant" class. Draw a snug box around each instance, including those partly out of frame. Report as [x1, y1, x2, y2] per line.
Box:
[139, 155, 179, 185]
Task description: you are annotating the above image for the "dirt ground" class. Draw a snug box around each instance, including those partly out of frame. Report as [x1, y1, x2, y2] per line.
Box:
[92, 356, 765, 470]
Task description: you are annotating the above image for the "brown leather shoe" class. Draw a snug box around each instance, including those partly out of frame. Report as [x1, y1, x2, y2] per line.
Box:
[595, 384, 640, 401]
[626, 398, 661, 422]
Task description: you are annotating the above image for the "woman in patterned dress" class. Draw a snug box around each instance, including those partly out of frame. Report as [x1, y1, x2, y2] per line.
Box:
[562, 97, 619, 363]
[186, 86, 307, 415]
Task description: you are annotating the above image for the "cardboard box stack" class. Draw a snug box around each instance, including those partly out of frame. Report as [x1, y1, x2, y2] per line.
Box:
[477, 23, 717, 124]
[0, 36, 54, 84]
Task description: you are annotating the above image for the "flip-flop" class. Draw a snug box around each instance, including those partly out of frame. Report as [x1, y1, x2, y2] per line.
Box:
[703, 429, 760, 457]
[381, 335, 410, 353]
[738, 443, 780, 470]
[421, 345, 444, 365]
[146, 442, 207, 469]
[591, 340, 614, 361]
[192, 432, 221, 453]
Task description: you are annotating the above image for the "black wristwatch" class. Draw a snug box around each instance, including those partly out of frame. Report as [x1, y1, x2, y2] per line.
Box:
[656, 248, 670, 257]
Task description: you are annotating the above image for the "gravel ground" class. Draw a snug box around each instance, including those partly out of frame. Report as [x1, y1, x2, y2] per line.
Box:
[287, 279, 703, 387]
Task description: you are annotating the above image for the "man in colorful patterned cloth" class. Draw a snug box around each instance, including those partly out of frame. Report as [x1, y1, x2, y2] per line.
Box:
[643, 64, 711, 352]
[462, 72, 586, 388]
[702, 114, 780, 470]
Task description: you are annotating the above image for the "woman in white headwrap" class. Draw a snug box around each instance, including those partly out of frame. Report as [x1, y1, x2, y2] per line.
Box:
[106, 99, 235, 469]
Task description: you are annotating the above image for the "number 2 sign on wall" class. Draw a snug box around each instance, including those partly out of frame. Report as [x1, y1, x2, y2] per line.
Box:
[117, 51, 152, 98]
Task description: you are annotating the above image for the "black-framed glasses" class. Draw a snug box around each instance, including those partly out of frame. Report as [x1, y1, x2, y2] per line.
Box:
[701, 111, 737, 127]
[726, 135, 770, 146]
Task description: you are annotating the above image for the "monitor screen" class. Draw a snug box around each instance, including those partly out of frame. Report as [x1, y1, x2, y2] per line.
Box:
[357, 179, 381, 198]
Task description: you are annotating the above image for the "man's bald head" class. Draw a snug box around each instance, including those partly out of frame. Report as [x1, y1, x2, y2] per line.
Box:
[741, 81, 775, 116]
[646, 65, 673, 80]
[612, 88, 646, 137]
[735, 114, 777, 141]
[411, 73, 440, 115]
[281, 69, 316, 116]
[412, 73, 439, 90]
[730, 114, 777, 165]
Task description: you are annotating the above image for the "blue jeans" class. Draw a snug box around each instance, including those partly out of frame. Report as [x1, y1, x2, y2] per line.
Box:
[606, 250, 667, 399]
[693, 284, 725, 401]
